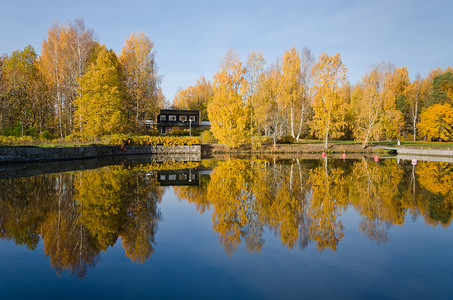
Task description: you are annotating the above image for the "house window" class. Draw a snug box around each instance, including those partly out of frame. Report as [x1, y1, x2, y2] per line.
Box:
[179, 174, 187, 180]
[160, 175, 166, 181]
[160, 115, 166, 121]
[179, 115, 187, 121]
[169, 175, 176, 180]
[169, 115, 177, 121]
[189, 116, 196, 122]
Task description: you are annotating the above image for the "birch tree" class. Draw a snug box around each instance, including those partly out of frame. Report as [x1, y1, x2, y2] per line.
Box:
[119, 32, 162, 132]
[311, 53, 347, 150]
[245, 51, 266, 145]
[207, 49, 249, 148]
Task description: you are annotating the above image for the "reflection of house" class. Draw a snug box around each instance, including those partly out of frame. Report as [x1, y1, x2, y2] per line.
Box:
[157, 169, 200, 186]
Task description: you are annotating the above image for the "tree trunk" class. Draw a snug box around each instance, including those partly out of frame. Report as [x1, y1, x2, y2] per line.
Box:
[324, 129, 329, 150]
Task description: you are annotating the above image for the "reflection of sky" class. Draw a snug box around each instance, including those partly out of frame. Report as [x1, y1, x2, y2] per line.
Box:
[1, 186, 453, 298]
[1, 0, 452, 102]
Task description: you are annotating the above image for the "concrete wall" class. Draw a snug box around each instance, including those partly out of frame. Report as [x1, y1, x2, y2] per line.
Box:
[0, 145, 201, 163]
[397, 148, 453, 157]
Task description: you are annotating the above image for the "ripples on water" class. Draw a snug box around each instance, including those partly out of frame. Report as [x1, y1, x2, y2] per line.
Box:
[0, 156, 452, 298]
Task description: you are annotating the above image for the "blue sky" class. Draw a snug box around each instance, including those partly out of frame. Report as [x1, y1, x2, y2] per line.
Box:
[1, 0, 452, 102]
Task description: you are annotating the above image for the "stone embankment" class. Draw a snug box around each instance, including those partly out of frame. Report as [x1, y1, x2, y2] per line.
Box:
[397, 147, 453, 157]
[0, 145, 201, 163]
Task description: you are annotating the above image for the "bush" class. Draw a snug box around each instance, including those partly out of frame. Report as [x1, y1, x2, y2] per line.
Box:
[169, 128, 188, 136]
[2, 123, 37, 138]
[147, 129, 160, 136]
[260, 136, 273, 145]
[191, 128, 206, 136]
[107, 134, 201, 146]
[39, 130, 55, 140]
[200, 130, 216, 144]
[277, 135, 295, 144]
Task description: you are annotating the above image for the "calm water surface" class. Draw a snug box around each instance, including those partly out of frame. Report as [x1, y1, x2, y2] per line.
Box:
[0, 156, 452, 299]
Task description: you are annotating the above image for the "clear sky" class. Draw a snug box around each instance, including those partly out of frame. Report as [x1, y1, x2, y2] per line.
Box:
[1, 0, 452, 102]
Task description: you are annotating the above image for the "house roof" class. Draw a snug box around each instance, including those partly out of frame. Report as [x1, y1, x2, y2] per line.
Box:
[159, 109, 199, 115]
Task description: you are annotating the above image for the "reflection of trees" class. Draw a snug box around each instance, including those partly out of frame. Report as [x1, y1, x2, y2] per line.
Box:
[205, 159, 313, 255]
[307, 158, 347, 251]
[196, 157, 453, 254]
[0, 165, 163, 277]
[40, 174, 98, 277]
[74, 167, 163, 264]
[2, 158, 453, 269]
[173, 175, 211, 213]
[348, 158, 404, 244]
[254, 160, 311, 249]
[208, 160, 264, 255]
[121, 174, 162, 264]
[0, 175, 54, 250]
[415, 162, 453, 226]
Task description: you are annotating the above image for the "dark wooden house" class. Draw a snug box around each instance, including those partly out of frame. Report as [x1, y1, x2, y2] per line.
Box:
[157, 109, 201, 134]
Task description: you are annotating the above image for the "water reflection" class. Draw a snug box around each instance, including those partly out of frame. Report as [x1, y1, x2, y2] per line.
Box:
[0, 158, 452, 277]
[0, 166, 163, 277]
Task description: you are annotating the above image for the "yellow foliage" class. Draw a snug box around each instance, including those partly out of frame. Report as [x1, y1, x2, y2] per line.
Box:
[207, 50, 249, 149]
[307, 161, 347, 251]
[310, 53, 348, 149]
[418, 103, 453, 141]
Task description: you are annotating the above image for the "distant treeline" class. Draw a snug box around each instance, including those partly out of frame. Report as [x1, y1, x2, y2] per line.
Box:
[173, 49, 453, 148]
[0, 19, 165, 138]
[1, 20, 452, 146]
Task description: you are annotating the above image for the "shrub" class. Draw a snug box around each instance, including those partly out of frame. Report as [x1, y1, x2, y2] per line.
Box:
[260, 136, 273, 145]
[39, 130, 55, 140]
[169, 128, 188, 136]
[106, 135, 201, 146]
[147, 129, 160, 136]
[2, 123, 37, 138]
[277, 135, 295, 144]
[200, 130, 216, 144]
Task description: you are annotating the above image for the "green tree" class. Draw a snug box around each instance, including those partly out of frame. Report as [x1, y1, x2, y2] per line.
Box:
[430, 72, 453, 105]
[0, 46, 52, 134]
[73, 46, 128, 135]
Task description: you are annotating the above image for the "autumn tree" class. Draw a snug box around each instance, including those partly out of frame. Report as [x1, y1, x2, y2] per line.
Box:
[310, 53, 348, 150]
[172, 76, 213, 121]
[296, 47, 315, 140]
[352, 63, 407, 147]
[73, 46, 128, 135]
[245, 51, 266, 145]
[255, 63, 285, 145]
[417, 103, 453, 141]
[400, 74, 430, 140]
[280, 47, 302, 139]
[208, 50, 249, 148]
[39, 20, 95, 137]
[119, 32, 163, 132]
[0, 46, 52, 134]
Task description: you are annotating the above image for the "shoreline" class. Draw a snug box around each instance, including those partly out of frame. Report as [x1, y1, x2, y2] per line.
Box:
[1, 142, 452, 164]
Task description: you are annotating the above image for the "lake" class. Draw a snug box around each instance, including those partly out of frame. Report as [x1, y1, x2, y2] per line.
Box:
[0, 156, 452, 299]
